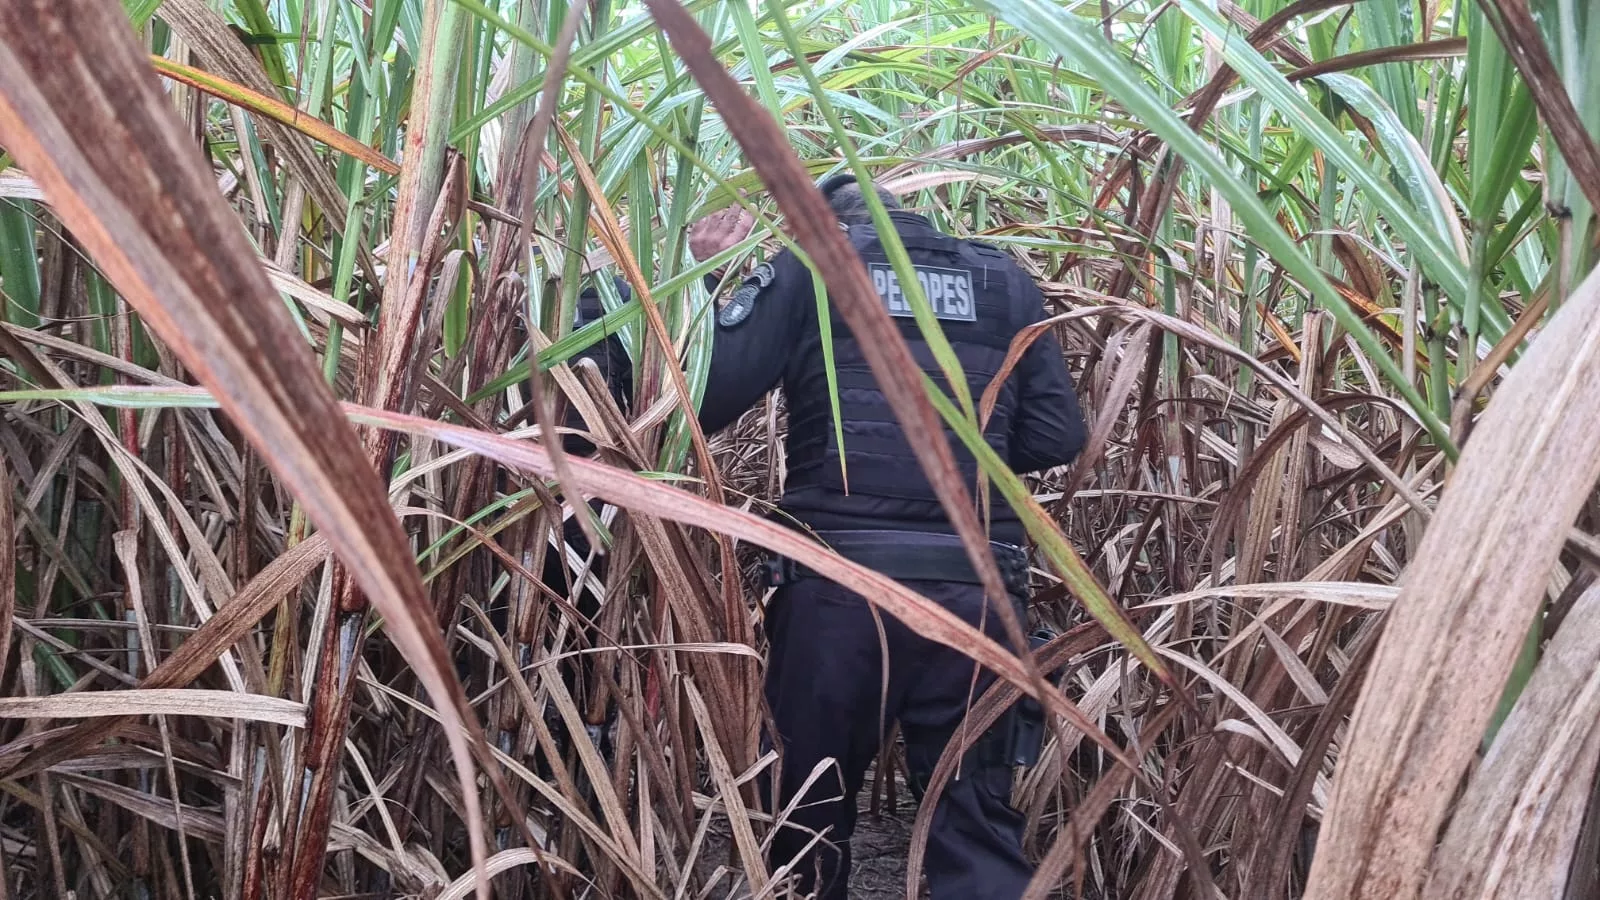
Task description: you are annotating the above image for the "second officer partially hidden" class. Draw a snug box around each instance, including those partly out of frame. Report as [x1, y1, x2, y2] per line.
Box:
[685, 174, 1087, 899]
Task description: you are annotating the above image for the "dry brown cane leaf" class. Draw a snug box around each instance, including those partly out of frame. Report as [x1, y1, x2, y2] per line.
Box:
[0, 3, 493, 895]
[1304, 259, 1600, 899]
[1423, 583, 1600, 899]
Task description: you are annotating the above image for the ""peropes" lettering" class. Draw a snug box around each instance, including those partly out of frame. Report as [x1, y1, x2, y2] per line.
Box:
[868, 263, 976, 323]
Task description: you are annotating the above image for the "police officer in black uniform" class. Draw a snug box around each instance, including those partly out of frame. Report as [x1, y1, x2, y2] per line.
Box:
[683, 175, 1086, 899]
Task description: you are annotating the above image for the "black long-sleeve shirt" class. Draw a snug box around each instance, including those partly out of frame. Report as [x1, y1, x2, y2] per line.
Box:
[703, 264, 1085, 473]
[562, 226, 1085, 543]
[697, 224, 1083, 543]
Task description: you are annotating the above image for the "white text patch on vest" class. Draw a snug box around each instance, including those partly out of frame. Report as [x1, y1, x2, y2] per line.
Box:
[868, 263, 977, 323]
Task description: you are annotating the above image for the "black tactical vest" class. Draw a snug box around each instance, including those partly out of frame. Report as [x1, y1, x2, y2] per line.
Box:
[783, 214, 1033, 509]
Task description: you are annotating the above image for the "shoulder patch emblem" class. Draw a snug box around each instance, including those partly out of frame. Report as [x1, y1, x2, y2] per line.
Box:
[718, 262, 775, 328]
[867, 262, 977, 322]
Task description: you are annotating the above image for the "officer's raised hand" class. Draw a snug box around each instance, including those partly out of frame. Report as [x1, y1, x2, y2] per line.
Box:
[688, 206, 757, 264]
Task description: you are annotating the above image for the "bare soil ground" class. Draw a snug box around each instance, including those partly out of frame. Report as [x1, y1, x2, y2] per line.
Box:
[696, 764, 919, 899]
[839, 806, 916, 899]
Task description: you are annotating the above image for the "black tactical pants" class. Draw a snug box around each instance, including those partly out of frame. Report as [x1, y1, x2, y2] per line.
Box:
[763, 573, 1034, 899]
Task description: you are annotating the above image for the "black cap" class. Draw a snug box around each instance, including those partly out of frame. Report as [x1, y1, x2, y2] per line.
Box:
[816, 172, 858, 199]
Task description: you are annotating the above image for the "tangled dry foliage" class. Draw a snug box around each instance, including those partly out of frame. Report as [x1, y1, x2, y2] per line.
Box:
[0, 0, 1599, 898]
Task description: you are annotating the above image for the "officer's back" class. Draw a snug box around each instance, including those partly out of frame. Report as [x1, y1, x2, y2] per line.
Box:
[695, 179, 1085, 541]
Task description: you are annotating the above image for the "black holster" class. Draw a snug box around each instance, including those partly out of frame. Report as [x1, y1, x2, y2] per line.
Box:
[976, 627, 1056, 769]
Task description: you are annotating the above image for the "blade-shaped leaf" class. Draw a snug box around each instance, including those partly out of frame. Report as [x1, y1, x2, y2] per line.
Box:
[0, 3, 491, 895]
[978, 0, 1453, 453]
[1424, 582, 1600, 899]
[346, 404, 1140, 770]
[1304, 244, 1600, 899]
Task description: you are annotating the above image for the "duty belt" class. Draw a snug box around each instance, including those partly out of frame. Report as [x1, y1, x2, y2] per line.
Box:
[762, 529, 1031, 598]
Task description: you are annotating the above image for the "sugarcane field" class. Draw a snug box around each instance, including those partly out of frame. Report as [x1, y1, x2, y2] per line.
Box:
[0, 0, 1598, 897]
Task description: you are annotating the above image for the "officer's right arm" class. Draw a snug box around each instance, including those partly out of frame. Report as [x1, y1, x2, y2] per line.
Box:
[1008, 279, 1087, 474]
[696, 252, 809, 435]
